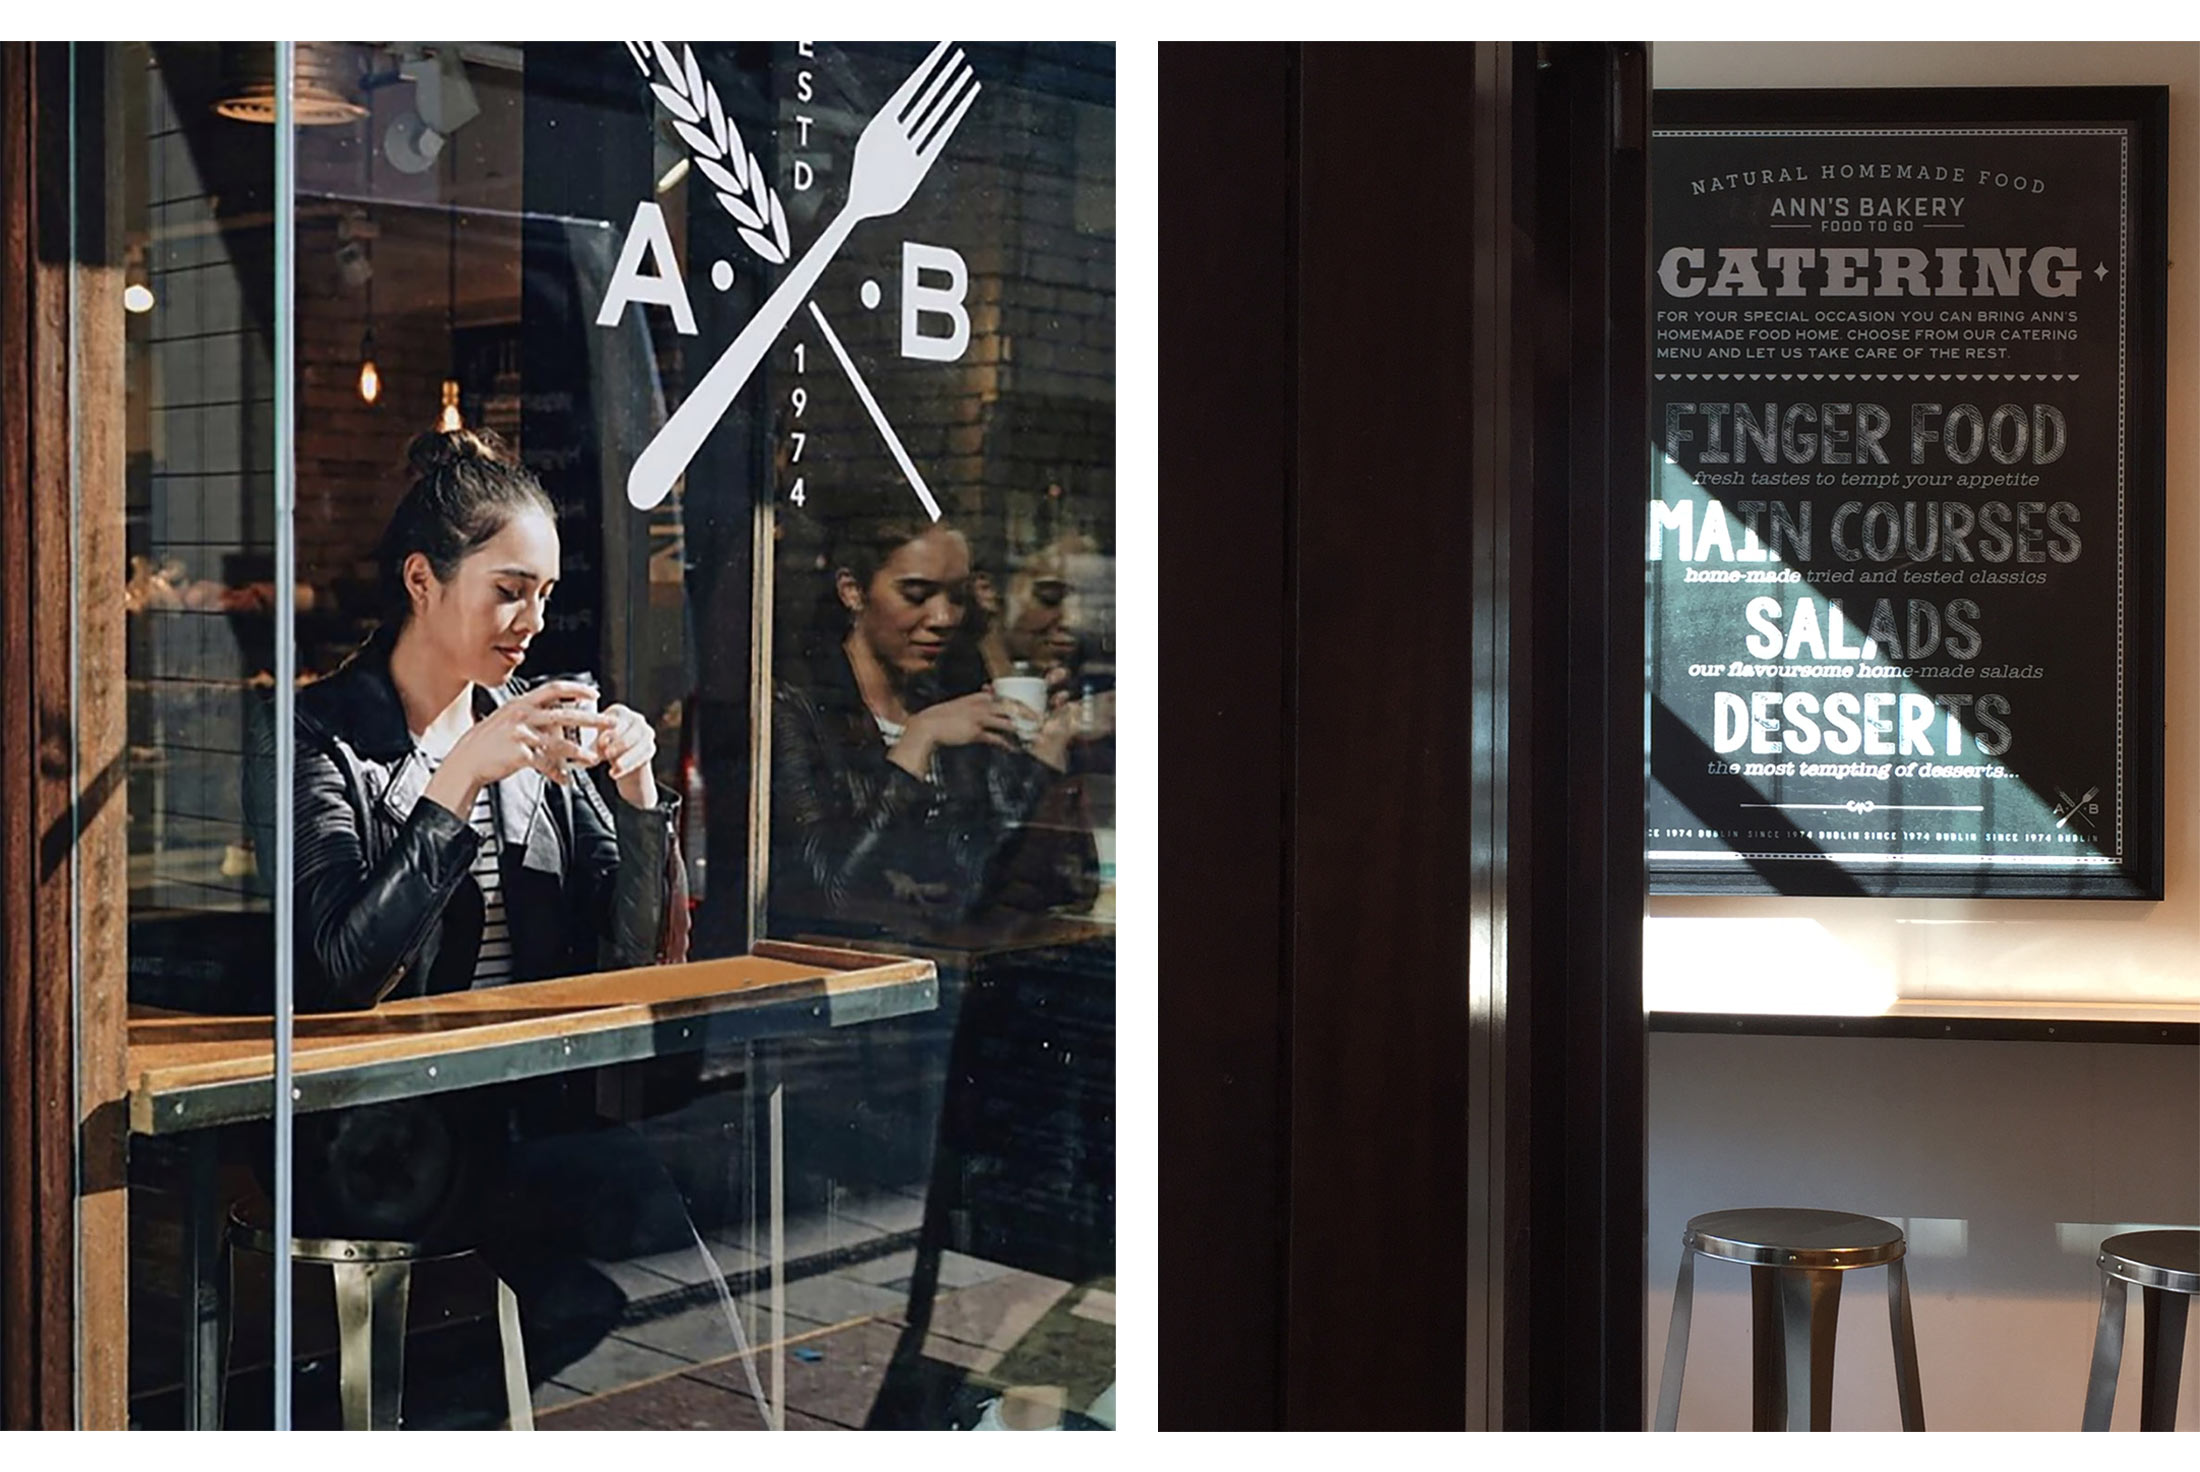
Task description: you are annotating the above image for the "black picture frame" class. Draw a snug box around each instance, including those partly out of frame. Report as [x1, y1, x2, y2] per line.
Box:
[1646, 86, 2168, 899]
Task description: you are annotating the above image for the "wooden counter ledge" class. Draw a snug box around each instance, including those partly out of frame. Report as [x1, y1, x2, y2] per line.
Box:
[126, 941, 938, 1135]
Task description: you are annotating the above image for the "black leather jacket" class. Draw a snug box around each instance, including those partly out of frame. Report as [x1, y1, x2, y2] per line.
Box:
[249, 633, 679, 1012]
[767, 643, 1098, 940]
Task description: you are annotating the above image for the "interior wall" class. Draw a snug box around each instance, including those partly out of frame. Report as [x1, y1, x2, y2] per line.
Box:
[1649, 42, 2200, 1008]
[1644, 43, 2200, 1431]
[1648, 1032, 2200, 1430]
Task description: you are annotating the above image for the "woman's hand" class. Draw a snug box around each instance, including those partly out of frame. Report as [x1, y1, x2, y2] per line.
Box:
[890, 691, 1021, 778]
[422, 681, 610, 817]
[593, 703, 661, 809]
[1028, 676, 1111, 773]
[1047, 673, 1113, 742]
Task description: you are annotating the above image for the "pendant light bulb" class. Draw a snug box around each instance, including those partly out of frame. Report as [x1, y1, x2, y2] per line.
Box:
[436, 378, 463, 433]
[124, 283, 156, 314]
[356, 329, 380, 405]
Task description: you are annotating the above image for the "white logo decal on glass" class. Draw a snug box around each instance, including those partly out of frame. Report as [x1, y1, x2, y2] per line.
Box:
[595, 200, 697, 336]
[611, 41, 981, 517]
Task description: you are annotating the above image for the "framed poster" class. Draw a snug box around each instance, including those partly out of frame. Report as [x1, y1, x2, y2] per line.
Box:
[1646, 87, 2167, 898]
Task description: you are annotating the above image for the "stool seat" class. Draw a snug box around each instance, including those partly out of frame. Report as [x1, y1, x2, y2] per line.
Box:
[229, 1211, 471, 1267]
[2084, 1227, 2198, 1431]
[221, 1202, 532, 1431]
[1656, 1206, 1924, 1431]
[1686, 1209, 1907, 1270]
[2097, 1231, 2200, 1295]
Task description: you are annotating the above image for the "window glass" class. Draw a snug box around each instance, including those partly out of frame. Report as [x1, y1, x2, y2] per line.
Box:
[760, 42, 1117, 1431]
[89, 39, 284, 1429]
[203, 39, 1115, 1431]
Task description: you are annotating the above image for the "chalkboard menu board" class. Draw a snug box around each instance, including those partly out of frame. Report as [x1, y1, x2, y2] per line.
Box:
[1647, 89, 2166, 898]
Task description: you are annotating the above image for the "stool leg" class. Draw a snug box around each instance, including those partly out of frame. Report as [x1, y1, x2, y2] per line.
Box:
[2082, 1272, 2127, 1431]
[496, 1277, 534, 1431]
[371, 1263, 413, 1429]
[2138, 1286, 2188, 1432]
[182, 1134, 221, 1430]
[332, 1260, 413, 1430]
[768, 1062, 786, 1432]
[1652, 1249, 1696, 1431]
[333, 1261, 373, 1431]
[1885, 1256, 1926, 1431]
[216, 1233, 235, 1430]
[1750, 1266, 1784, 1430]
[1779, 1268, 1842, 1432]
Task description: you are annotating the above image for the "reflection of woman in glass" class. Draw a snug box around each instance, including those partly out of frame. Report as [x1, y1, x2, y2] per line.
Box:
[953, 532, 1116, 751]
[771, 508, 1096, 936]
[269, 428, 681, 1013]
[976, 532, 1093, 679]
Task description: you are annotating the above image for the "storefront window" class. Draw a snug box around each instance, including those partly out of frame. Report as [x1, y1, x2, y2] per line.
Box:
[98, 40, 284, 1429]
[758, 44, 1116, 1429]
[60, 39, 1111, 1431]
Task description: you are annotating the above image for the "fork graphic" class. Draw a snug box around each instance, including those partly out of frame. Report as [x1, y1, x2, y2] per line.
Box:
[627, 41, 981, 510]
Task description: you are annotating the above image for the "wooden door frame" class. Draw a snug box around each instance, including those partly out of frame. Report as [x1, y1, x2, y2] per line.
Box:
[1160, 40, 1648, 1429]
[1, 39, 130, 1430]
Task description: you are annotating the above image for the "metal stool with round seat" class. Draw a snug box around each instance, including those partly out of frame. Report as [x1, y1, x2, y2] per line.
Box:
[220, 1204, 534, 1431]
[2082, 1229, 2198, 1431]
[1654, 1207, 1926, 1432]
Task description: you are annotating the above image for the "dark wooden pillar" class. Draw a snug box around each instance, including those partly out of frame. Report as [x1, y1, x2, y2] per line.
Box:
[1280, 42, 1482, 1429]
[1157, 40, 1294, 1431]
[1161, 40, 1648, 1430]
[1516, 40, 1650, 1430]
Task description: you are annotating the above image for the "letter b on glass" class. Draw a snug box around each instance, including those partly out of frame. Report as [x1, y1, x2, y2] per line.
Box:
[901, 242, 971, 362]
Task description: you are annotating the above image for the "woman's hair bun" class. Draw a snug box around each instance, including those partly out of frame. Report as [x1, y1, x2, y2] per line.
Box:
[406, 426, 513, 476]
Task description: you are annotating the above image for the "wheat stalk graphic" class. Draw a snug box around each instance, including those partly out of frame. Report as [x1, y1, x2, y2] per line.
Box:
[626, 41, 793, 266]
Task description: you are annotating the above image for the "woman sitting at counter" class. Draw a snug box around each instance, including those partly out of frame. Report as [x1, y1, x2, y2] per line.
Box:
[239, 427, 693, 1262]
[254, 426, 684, 1012]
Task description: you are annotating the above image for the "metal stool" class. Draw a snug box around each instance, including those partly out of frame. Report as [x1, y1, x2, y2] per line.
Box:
[2082, 1229, 2198, 1431]
[1655, 1207, 1926, 1431]
[222, 1207, 534, 1430]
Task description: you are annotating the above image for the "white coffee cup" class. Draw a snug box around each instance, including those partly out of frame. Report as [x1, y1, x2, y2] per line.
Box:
[538, 672, 600, 767]
[992, 675, 1047, 743]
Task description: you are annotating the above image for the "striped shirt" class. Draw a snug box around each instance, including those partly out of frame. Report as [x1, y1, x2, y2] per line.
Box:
[418, 751, 513, 990]
[464, 783, 514, 988]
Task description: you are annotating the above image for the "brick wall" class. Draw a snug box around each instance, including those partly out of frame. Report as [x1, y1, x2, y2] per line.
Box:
[292, 211, 457, 665]
[768, 44, 1115, 665]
